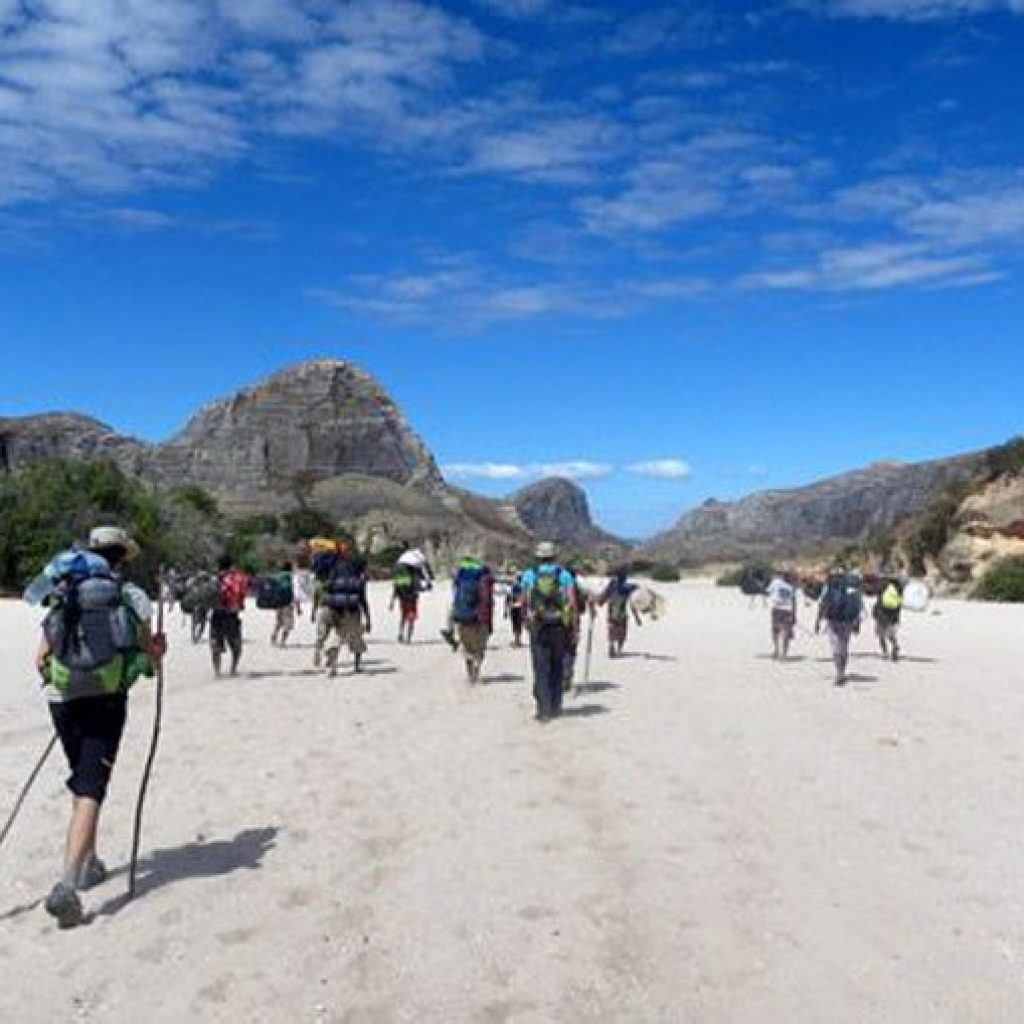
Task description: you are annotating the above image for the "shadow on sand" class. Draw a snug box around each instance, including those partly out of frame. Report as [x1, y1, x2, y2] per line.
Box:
[94, 826, 279, 918]
[572, 681, 620, 695]
[615, 652, 677, 663]
[482, 673, 525, 685]
[559, 703, 610, 719]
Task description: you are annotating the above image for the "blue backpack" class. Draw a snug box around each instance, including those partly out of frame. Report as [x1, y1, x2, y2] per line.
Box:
[452, 564, 486, 624]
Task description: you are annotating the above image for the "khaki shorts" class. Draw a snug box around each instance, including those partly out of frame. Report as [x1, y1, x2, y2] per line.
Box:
[318, 607, 367, 656]
[457, 623, 489, 662]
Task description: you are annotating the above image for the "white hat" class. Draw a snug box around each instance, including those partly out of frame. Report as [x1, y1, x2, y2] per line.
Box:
[535, 541, 556, 559]
[88, 525, 140, 560]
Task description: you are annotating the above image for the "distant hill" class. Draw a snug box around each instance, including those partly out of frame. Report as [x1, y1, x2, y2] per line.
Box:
[639, 452, 988, 566]
[509, 477, 629, 558]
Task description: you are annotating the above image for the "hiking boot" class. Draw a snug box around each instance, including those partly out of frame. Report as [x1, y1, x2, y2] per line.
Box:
[77, 856, 107, 892]
[44, 882, 83, 929]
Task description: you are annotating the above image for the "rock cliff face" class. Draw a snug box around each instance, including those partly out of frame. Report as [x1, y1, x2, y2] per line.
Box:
[151, 359, 444, 512]
[640, 453, 986, 565]
[0, 413, 149, 476]
[510, 477, 628, 555]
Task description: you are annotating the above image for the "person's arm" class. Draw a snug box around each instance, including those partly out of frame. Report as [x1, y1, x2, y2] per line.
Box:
[35, 634, 51, 677]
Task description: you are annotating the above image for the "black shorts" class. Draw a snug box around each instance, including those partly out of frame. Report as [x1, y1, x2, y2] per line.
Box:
[49, 694, 128, 803]
[210, 609, 242, 655]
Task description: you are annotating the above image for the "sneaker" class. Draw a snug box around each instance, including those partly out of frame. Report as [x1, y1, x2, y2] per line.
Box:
[77, 857, 107, 892]
[44, 882, 83, 929]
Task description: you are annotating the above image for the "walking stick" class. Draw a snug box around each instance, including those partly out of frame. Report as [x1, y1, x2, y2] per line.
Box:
[0, 732, 58, 850]
[128, 568, 165, 899]
[576, 610, 596, 697]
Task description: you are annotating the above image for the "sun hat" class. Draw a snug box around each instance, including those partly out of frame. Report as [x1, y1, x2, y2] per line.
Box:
[88, 525, 140, 560]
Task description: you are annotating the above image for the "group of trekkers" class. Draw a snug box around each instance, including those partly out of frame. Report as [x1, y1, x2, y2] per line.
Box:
[20, 526, 644, 928]
[764, 565, 906, 685]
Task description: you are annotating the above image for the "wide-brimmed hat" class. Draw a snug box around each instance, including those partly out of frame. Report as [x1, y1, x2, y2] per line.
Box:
[535, 541, 556, 559]
[88, 525, 140, 561]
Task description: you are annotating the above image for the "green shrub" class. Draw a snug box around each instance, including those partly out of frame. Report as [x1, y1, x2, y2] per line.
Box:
[984, 436, 1024, 480]
[648, 563, 681, 583]
[232, 513, 279, 536]
[972, 557, 1024, 602]
[171, 485, 220, 518]
[280, 507, 339, 543]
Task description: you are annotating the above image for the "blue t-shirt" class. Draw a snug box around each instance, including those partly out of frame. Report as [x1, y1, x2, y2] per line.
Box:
[520, 563, 575, 593]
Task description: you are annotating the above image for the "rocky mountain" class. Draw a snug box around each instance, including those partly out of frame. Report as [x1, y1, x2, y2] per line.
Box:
[510, 477, 628, 557]
[0, 412, 148, 476]
[149, 359, 444, 512]
[0, 359, 588, 567]
[640, 452, 987, 566]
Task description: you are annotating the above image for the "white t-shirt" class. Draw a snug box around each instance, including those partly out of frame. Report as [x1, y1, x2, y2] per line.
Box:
[767, 578, 796, 612]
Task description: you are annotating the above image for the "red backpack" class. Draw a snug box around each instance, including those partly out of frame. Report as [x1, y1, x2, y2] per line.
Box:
[218, 570, 248, 612]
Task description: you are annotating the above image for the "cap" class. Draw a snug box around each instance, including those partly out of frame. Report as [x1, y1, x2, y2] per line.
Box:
[535, 541, 556, 560]
[88, 525, 140, 561]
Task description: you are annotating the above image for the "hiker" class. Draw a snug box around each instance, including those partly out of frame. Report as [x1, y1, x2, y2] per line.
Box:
[562, 562, 591, 692]
[597, 568, 641, 658]
[389, 559, 420, 644]
[504, 569, 526, 648]
[449, 555, 495, 682]
[873, 577, 904, 662]
[179, 569, 218, 644]
[316, 542, 371, 676]
[815, 566, 863, 686]
[521, 542, 576, 721]
[767, 568, 798, 659]
[397, 542, 435, 592]
[33, 526, 166, 929]
[210, 555, 248, 677]
[310, 537, 341, 622]
[262, 563, 295, 647]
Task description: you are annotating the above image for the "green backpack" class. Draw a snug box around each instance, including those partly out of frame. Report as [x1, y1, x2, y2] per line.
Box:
[529, 565, 569, 626]
[43, 576, 150, 696]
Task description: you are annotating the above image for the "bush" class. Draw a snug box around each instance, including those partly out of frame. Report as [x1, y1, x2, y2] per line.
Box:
[171, 485, 220, 518]
[984, 436, 1024, 480]
[972, 557, 1024, 602]
[716, 561, 772, 590]
[232, 513, 279, 536]
[280, 507, 340, 543]
[648, 563, 681, 583]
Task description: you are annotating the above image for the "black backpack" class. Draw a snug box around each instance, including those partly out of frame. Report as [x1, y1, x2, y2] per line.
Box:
[822, 573, 862, 624]
[325, 561, 364, 612]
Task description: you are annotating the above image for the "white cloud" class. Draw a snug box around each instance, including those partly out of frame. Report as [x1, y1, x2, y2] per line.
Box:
[739, 240, 995, 291]
[627, 459, 693, 480]
[442, 462, 529, 480]
[442, 460, 612, 482]
[808, 0, 1024, 18]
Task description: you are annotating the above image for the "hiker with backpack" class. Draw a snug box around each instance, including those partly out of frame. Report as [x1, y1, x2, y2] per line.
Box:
[179, 569, 218, 644]
[815, 565, 864, 686]
[597, 568, 641, 659]
[397, 542, 435, 593]
[767, 568, 798, 660]
[449, 555, 495, 682]
[316, 542, 371, 676]
[521, 542, 576, 721]
[31, 526, 166, 929]
[258, 563, 295, 647]
[873, 577, 904, 662]
[389, 560, 420, 644]
[210, 555, 248, 677]
[504, 569, 527, 648]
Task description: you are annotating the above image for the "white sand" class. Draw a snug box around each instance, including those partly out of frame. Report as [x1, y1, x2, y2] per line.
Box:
[1, 581, 1023, 1022]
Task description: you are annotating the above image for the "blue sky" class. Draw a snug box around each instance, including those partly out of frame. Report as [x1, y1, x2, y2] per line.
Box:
[1, 0, 1022, 537]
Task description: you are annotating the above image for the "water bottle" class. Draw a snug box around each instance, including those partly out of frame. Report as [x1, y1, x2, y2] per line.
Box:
[23, 572, 55, 606]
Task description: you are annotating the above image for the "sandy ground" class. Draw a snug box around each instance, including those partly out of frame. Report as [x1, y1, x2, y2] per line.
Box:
[1, 580, 1023, 1023]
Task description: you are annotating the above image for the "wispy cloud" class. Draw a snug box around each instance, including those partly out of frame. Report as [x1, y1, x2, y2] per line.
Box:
[442, 460, 613, 482]
[627, 459, 693, 480]
[806, 0, 1024, 19]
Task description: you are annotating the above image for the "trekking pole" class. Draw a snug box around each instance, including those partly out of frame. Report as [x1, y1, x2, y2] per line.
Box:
[128, 568, 166, 899]
[0, 731, 58, 850]
[577, 611, 595, 698]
